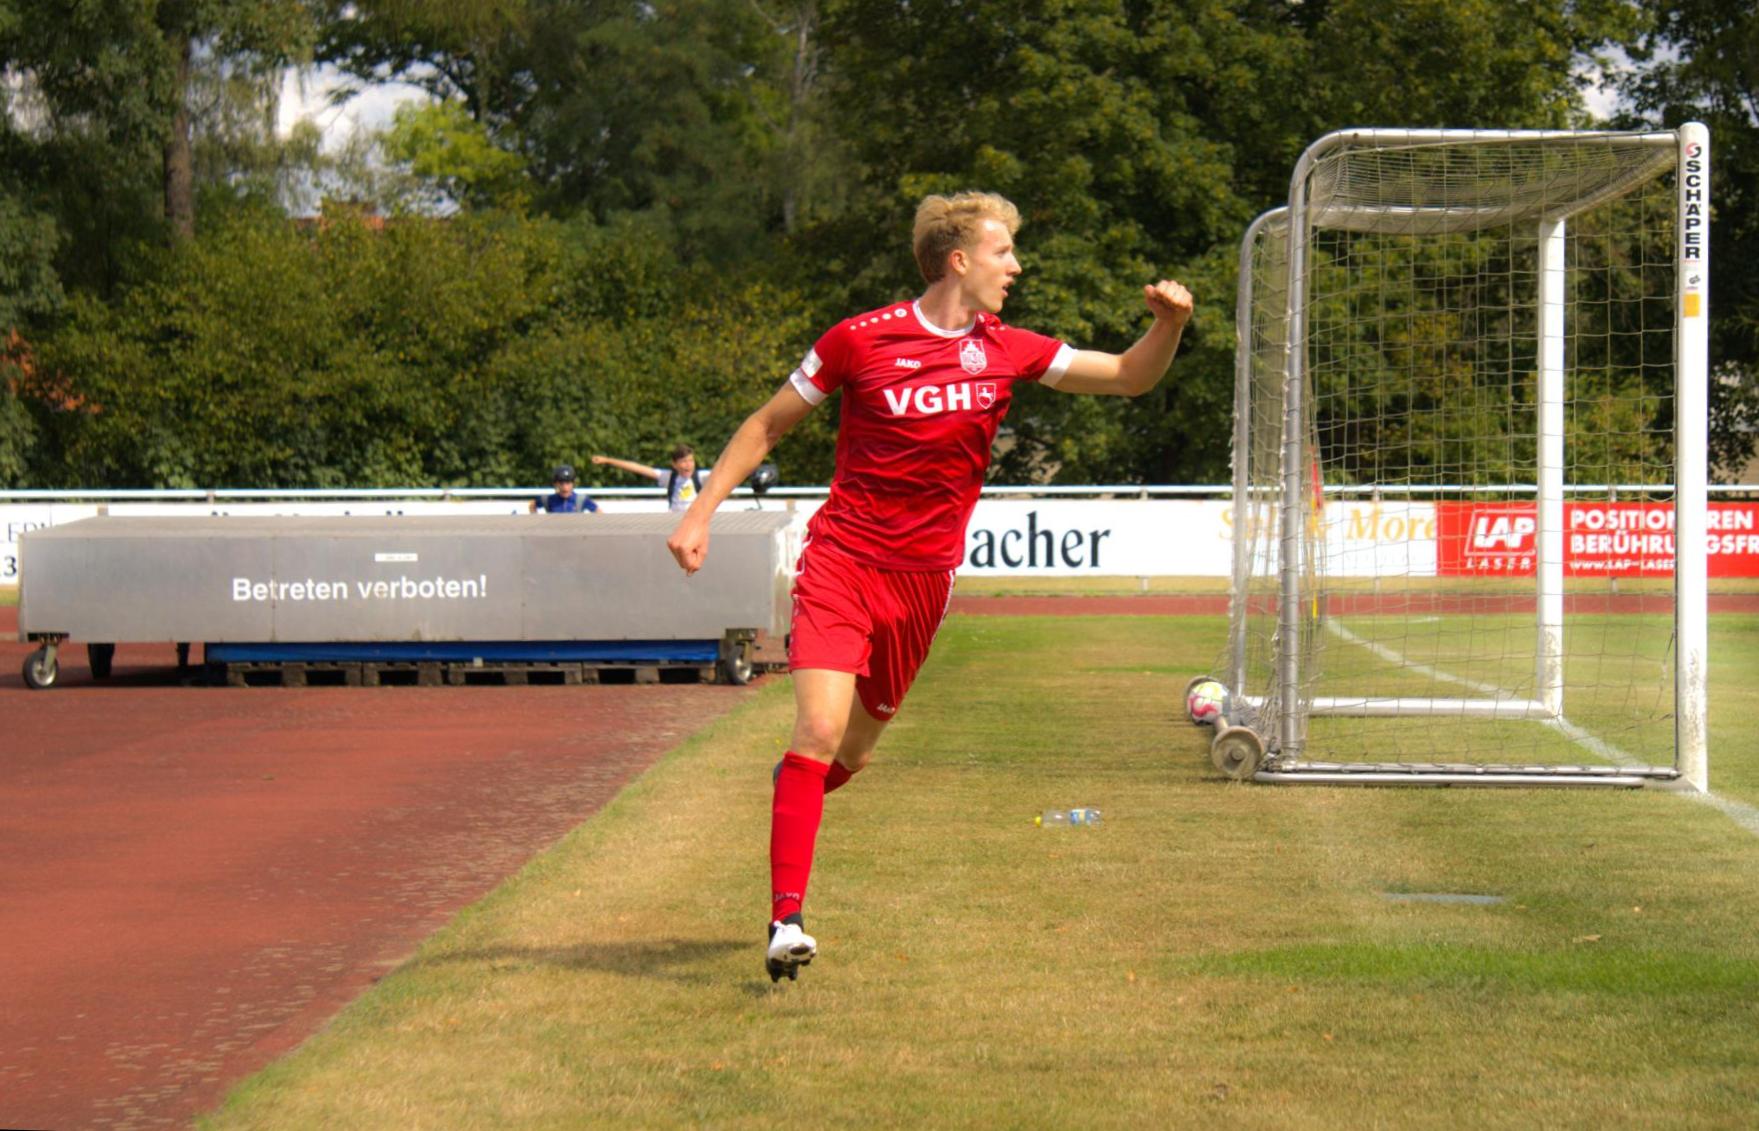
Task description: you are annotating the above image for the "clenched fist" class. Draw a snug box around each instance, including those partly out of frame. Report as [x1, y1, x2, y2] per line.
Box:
[1143, 279, 1193, 327]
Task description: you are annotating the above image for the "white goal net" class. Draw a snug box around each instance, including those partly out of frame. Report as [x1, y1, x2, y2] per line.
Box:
[1215, 126, 1710, 787]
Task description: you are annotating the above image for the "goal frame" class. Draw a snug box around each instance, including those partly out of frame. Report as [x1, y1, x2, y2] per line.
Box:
[1227, 125, 1710, 789]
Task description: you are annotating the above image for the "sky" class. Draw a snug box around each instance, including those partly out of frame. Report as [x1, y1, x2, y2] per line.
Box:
[277, 65, 433, 150]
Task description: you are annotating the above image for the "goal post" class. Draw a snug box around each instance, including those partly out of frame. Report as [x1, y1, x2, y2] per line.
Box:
[1211, 125, 1710, 788]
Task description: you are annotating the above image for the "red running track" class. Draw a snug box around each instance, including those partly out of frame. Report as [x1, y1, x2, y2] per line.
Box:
[0, 606, 756, 1131]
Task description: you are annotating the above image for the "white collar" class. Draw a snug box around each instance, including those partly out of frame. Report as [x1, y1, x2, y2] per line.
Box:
[912, 300, 976, 338]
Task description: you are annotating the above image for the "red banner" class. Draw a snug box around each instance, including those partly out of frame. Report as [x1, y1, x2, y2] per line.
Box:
[1435, 501, 1759, 578]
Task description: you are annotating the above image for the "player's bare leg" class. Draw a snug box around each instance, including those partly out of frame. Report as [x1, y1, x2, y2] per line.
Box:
[779, 694, 889, 789]
[827, 698, 887, 790]
[766, 669, 856, 981]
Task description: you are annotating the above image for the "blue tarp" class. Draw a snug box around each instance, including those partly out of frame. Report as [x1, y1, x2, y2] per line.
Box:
[205, 639, 721, 664]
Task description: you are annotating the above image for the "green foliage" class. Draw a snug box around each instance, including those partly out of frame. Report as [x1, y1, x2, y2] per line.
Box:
[0, 0, 320, 289]
[317, 0, 531, 122]
[9, 0, 1757, 489]
[25, 207, 827, 489]
[1620, 0, 1759, 479]
[512, 0, 811, 261]
[0, 382, 34, 487]
[0, 188, 63, 483]
[800, 0, 1638, 485]
[0, 191, 64, 330]
[379, 100, 529, 212]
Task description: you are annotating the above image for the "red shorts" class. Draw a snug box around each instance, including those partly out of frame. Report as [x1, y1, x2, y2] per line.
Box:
[787, 538, 957, 721]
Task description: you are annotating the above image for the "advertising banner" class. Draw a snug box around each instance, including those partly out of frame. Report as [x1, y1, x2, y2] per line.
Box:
[1436, 501, 1759, 578]
[8, 496, 1751, 587]
[958, 499, 1230, 576]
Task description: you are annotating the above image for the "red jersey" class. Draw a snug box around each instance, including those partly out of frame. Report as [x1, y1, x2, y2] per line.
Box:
[789, 301, 1074, 570]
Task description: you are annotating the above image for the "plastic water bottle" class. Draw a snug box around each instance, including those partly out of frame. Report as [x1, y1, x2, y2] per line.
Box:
[1037, 807, 1102, 828]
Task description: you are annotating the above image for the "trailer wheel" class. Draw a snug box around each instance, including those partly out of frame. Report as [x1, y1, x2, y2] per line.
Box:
[88, 642, 115, 679]
[1210, 725, 1264, 780]
[23, 647, 58, 690]
[719, 652, 754, 686]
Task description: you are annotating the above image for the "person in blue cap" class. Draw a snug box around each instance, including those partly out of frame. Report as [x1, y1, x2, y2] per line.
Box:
[529, 464, 600, 514]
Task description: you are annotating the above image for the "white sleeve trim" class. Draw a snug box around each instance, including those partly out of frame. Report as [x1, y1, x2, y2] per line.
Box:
[1039, 343, 1077, 388]
[789, 366, 827, 405]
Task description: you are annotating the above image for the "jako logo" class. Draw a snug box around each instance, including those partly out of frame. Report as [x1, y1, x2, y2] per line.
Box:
[1469, 513, 1537, 553]
[894, 358, 922, 369]
[882, 382, 995, 416]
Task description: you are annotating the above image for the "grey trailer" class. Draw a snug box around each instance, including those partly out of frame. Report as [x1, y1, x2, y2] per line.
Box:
[17, 512, 797, 688]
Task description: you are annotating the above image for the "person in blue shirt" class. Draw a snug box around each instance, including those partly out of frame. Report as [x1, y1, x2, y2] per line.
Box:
[529, 465, 600, 513]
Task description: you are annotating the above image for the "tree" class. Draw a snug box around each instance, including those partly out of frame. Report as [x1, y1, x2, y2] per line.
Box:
[2, 0, 317, 241]
[379, 99, 530, 212]
[1620, 0, 1759, 479]
[317, 0, 530, 125]
[512, 0, 822, 260]
[0, 192, 62, 484]
[803, 0, 1639, 485]
[26, 205, 837, 489]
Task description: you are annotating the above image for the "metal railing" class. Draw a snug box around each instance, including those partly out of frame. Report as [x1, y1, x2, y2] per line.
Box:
[3, 483, 1756, 503]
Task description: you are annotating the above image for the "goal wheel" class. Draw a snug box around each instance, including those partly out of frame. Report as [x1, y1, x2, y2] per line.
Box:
[23, 646, 59, 690]
[88, 642, 116, 679]
[1210, 726, 1264, 780]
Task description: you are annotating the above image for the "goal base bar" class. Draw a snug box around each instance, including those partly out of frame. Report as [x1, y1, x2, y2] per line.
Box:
[1308, 696, 1552, 719]
[1254, 761, 1679, 788]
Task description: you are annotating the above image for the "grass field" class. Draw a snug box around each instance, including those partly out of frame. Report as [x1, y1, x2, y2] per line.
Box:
[949, 575, 1759, 597]
[200, 608, 1759, 1128]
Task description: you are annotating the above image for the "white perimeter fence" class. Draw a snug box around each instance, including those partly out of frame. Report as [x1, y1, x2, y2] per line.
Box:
[4, 484, 1758, 587]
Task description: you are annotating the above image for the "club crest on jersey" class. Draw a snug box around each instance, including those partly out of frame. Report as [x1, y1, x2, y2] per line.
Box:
[959, 338, 988, 375]
[976, 382, 997, 409]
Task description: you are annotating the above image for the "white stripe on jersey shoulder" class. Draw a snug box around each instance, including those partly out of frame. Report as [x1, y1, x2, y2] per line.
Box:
[910, 301, 976, 339]
[788, 364, 826, 405]
[1039, 342, 1078, 388]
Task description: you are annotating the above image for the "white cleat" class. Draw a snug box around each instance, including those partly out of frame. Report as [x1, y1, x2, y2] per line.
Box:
[766, 919, 817, 982]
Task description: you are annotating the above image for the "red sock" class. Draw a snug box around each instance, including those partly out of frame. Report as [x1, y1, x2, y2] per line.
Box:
[770, 752, 830, 922]
[823, 761, 857, 794]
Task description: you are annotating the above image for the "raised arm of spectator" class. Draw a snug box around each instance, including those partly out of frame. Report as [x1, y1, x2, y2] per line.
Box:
[590, 455, 663, 480]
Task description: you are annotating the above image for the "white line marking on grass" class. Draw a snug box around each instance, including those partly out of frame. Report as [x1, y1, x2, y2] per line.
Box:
[1325, 619, 1759, 837]
[1687, 791, 1759, 836]
[1545, 714, 1641, 769]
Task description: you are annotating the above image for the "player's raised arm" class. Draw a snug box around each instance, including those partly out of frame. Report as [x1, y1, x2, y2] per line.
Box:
[1049, 279, 1194, 397]
[666, 381, 817, 574]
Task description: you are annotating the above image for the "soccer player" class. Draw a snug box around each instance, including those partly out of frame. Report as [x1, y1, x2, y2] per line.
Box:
[666, 191, 1193, 981]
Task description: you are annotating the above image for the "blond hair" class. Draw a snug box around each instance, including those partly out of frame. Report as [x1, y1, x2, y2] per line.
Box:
[912, 192, 1021, 283]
